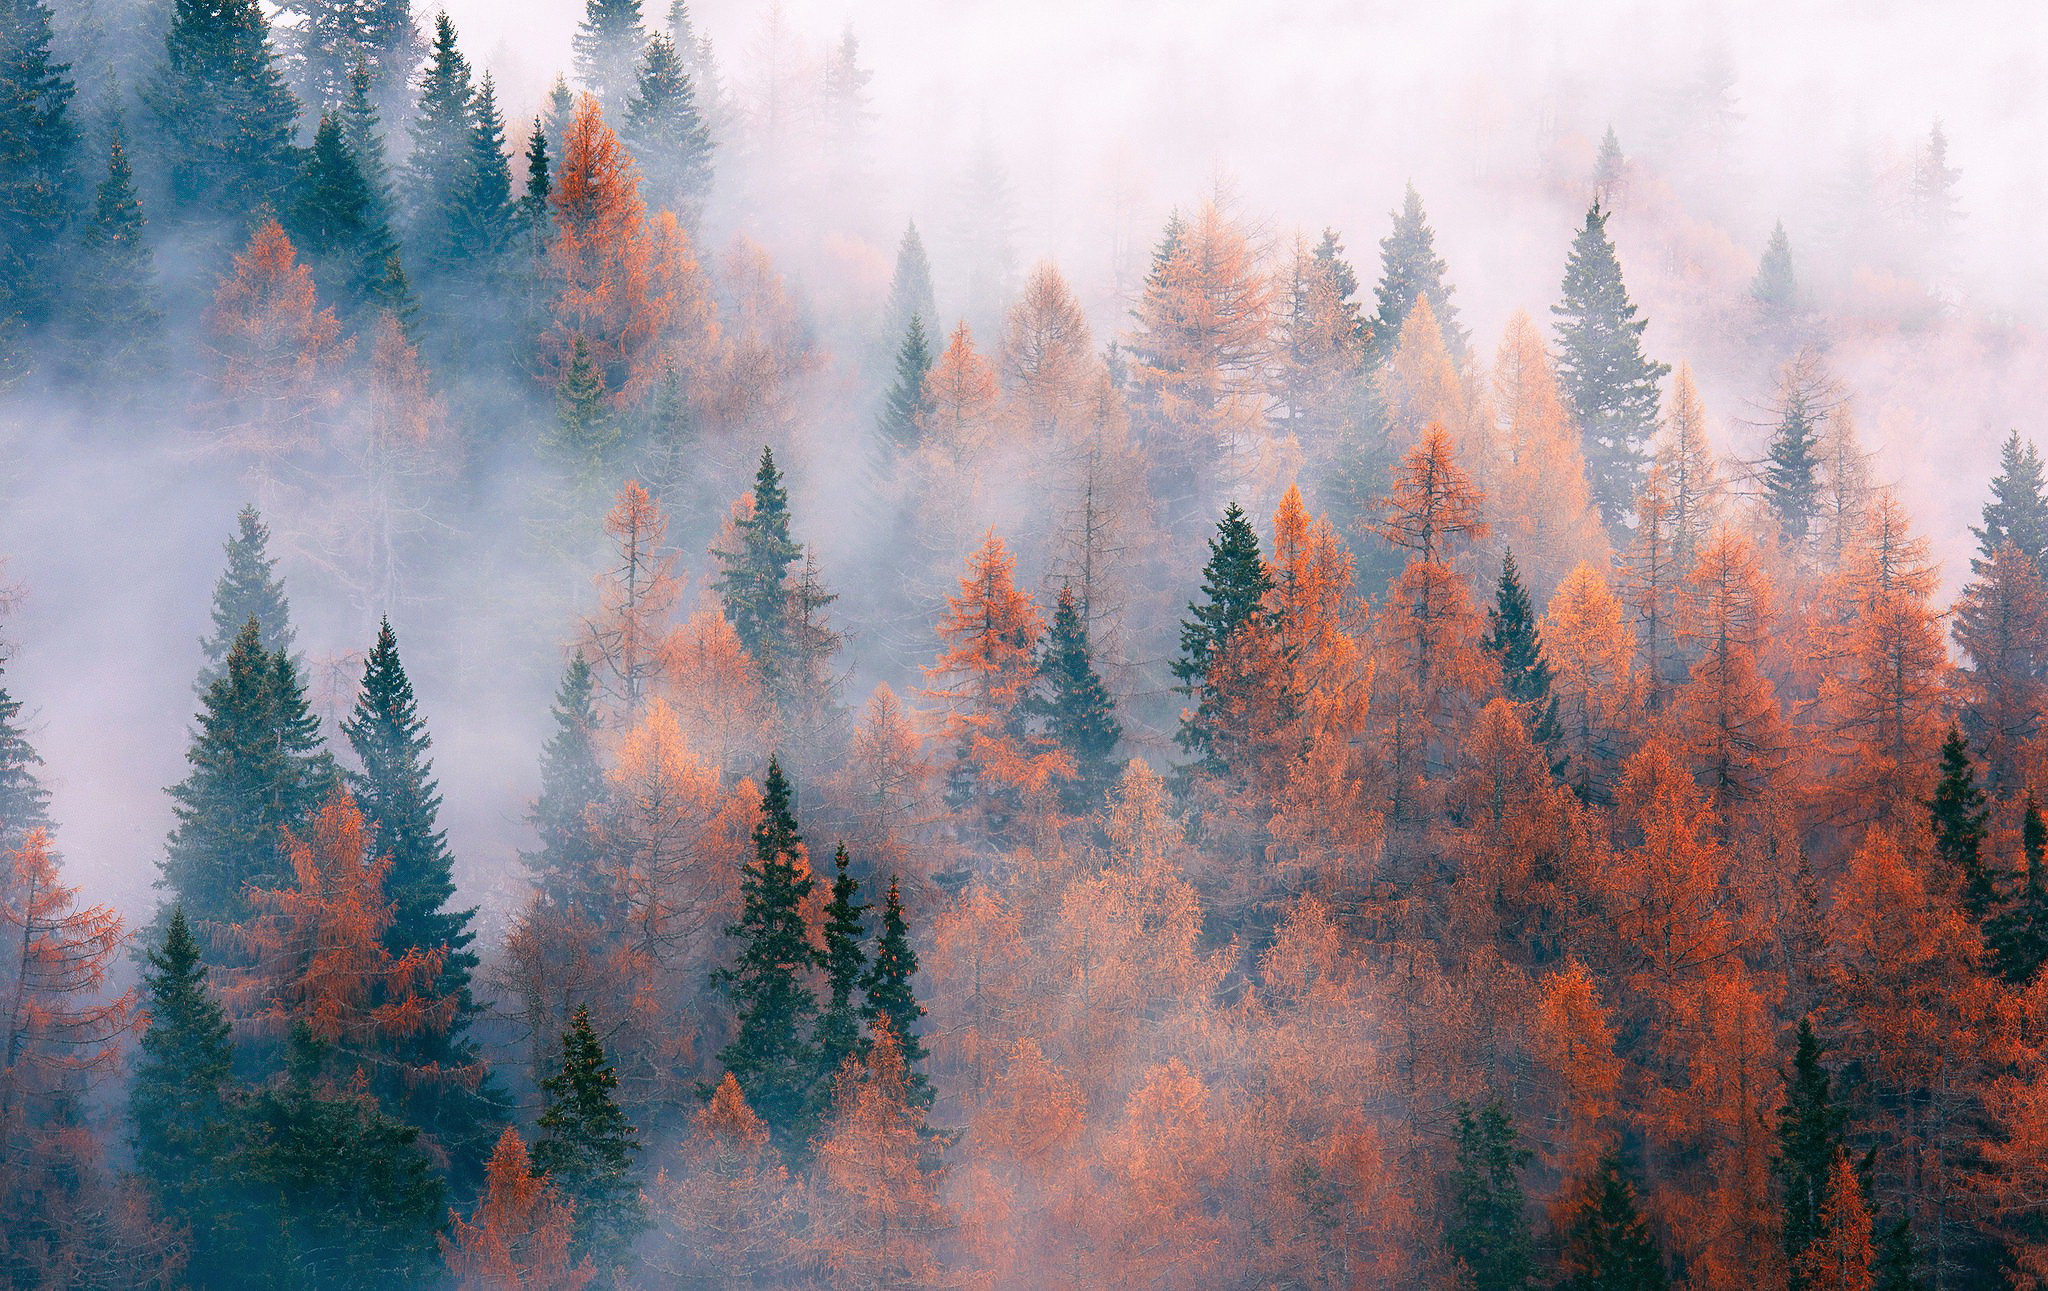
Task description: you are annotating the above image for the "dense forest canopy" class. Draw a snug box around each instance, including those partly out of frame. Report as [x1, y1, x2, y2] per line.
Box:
[2, 0, 2047, 1287]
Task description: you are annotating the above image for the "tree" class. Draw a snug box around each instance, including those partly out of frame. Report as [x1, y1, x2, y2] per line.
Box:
[533, 1004, 645, 1263]
[1593, 126, 1627, 202]
[548, 333, 618, 490]
[1275, 229, 1369, 445]
[1972, 430, 2048, 574]
[1376, 424, 1489, 699]
[1929, 722, 1994, 920]
[1543, 563, 1642, 803]
[1951, 543, 2048, 791]
[622, 33, 711, 226]
[714, 447, 803, 686]
[291, 112, 402, 321]
[1482, 551, 1563, 762]
[273, 0, 419, 115]
[999, 261, 1097, 442]
[200, 505, 295, 682]
[1556, 1155, 1669, 1291]
[162, 617, 337, 936]
[1174, 501, 1272, 760]
[0, 0, 76, 328]
[1486, 310, 1608, 595]
[61, 125, 166, 384]
[861, 876, 930, 1110]
[882, 220, 936, 354]
[1552, 202, 1669, 530]
[1658, 363, 1723, 572]
[1669, 531, 1783, 814]
[575, 0, 646, 106]
[1030, 584, 1122, 813]
[404, 13, 474, 269]
[652, 1072, 796, 1284]
[1988, 794, 2048, 984]
[442, 1127, 595, 1291]
[148, 0, 301, 221]
[1764, 354, 1829, 546]
[1792, 1150, 1875, 1291]
[1910, 121, 1961, 245]
[810, 1023, 948, 1286]
[1777, 1018, 1850, 1284]
[445, 74, 514, 276]
[1370, 182, 1468, 367]
[579, 479, 682, 719]
[875, 312, 934, 458]
[0, 651, 48, 847]
[713, 757, 821, 1142]
[1753, 220, 1798, 317]
[1446, 1099, 1536, 1290]
[814, 844, 867, 1103]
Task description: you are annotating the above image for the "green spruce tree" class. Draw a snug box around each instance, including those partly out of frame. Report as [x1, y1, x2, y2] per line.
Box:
[874, 311, 933, 459]
[147, 0, 301, 222]
[1555, 1154, 1668, 1291]
[290, 113, 402, 320]
[1369, 182, 1468, 367]
[881, 220, 936, 354]
[525, 651, 609, 916]
[1874, 1216, 1922, 1291]
[1031, 584, 1122, 813]
[1445, 1099, 1536, 1290]
[1752, 220, 1798, 317]
[1972, 430, 2048, 575]
[200, 504, 295, 682]
[813, 843, 867, 1099]
[1776, 1018, 1850, 1285]
[533, 1004, 645, 1261]
[446, 73, 514, 273]
[714, 446, 804, 686]
[1481, 550, 1563, 762]
[1764, 377, 1824, 545]
[1173, 501, 1272, 762]
[61, 124, 166, 385]
[1930, 722, 1994, 921]
[860, 874, 930, 1110]
[548, 332, 618, 487]
[517, 114, 550, 236]
[573, 0, 647, 108]
[1988, 793, 2048, 984]
[402, 11, 473, 273]
[0, 648, 50, 846]
[1552, 202, 1670, 530]
[621, 32, 712, 226]
[0, 0, 78, 328]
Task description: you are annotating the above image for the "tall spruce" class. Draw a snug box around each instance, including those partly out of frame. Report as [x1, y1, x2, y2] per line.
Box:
[526, 651, 608, 916]
[874, 311, 933, 458]
[200, 505, 295, 685]
[1032, 584, 1122, 813]
[1874, 1217, 1922, 1291]
[162, 617, 337, 934]
[0, 0, 77, 328]
[1173, 501, 1272, 760]
[1752, 220, 1798, 316]
[1764, 377, 1824, 544]
[549, 333, 618, 487]
[148, 0, 301, 222]
[1445, 1099, 1536, 1291]
[1988, 794, 2048, 984]
[402, 12, 473, 273]
[861, 874, 930, 1110]
[446, 73, 513, 272]
[713, 757, 822, 1143]
[290, 113, 401, 320]
[882, 220, 937, 353]
[621, 32, 711, 226]
[1972, 430, 2048, 574]
[1930, 722, 1994, 921]
[1481, 551, 1563, 760]
[0, 647, 49, 846]
[573, 0, 647, 108]
[814, 843, 867, 1098]
[1556, 1155, 1669, 1291]
[1552, 202, 1670, 530]
[61, 125, 165, 384]
[1370, 182, 1468, 367]
[517, 115, 550, 236]
[714, 447, 804, 684]
[532, 1005, 646, 1262]
[1776, 1018, 1851, 1285]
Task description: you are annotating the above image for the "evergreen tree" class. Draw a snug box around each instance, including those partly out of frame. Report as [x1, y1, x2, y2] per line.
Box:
[275, 0, 418, 116]
[162, 617, 336, 934]
[61, 124, 166, 384]
[814, 843, 867, 1098]
[525, 651, 607, 916]
[200, 504, 295, 683]
[290, 113, 401, 320]
[1930, 722, 1994, 921]
[1555, 1154, 1668, 1291]
[541, 73, 575, 157]
[1988, 793, 2048, 984]
[1776, 1018, 1850, 1285]
[874, 311, 933, 459]
[1445, 1099, 1536, 1290]
[1764, 377, 1824, 544]
[445, 73, 513, 272]
[573, 0, 646, 108]
[1173, 501, 1272, 760]
[1482, 551, 1563, 759]
[548, 333, 617, 484]
[1752, 220, 1798, 315]
[1874, 1217, 1922, 1291]
[1971, 430, 2048, 574]
[1370, 182, 1468, 367]
[1031, 584, 1122, 814]
[130, 907, 249, 1285]
[517, 114, 550, 235]
[402, 11, 473, 272]
[621, 32, 711, 226]
[0, 647, 50, 846]
[1552, 202, 1670, 530]
[713, 756, 821, 1142]
[532, 1005, 645, 1262]
[0, 0, 77, 328]
[148, 0, 301, 222]
[860, 874, 930, 1110]
[714, 447, 804, 683]
[882, 220, 936, 352]
[1592, 125, 1626, 202]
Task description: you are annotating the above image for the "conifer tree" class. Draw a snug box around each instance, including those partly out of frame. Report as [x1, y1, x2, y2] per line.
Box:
[446, 74, 514, 273]
[882, 220, 936, 352]
[1482, 550, 1563, 761]
[714, 757, 821, 1142]
[874, 311, 933, 458]
[1764, 375, 1825, 545]
[1752, 220, 1798, 316]
[1972, 430, 2048, 574]
[1552, 202, 1669, 530]
[0, 0, 77, 328]
[61, 125, 166, 384]
[814, 843, 867, 1100]
[1592, 126, 1626, 203]
[714, 447, 803, 682]
[201, 505, 295, 681]
[403, 12, 473, 271]
[533, 1004, 645, 1263]
[1370, 182, 1467, 368]
[148, 0, 301, 222]
[861, 875, 930, 1110]
[1555, 1154, 1669, 1291]
[1031, 584, 1122, 813]
[291, 113, 402, 320]
[0, 650, 49, 846]
[573, 0, 647, 108]
[1776, 1018, 1851, 1285]
[1929, 722, 1994, 920]
[542, 73, 576, 156]
[163, 618, 337, 934]
[340, 61, 393, 209]
[517, 114, 552, 240]
[549, 333, 617, 486]
[622, 33, 711, 226]
[1988, 794, 2048, 985]
[1446, 1099, 1536, 1290]
[1874, 1217, 1922, 1291]
[1173, 502, 1272, 761]
[275, 0, 417, 115]
[526, 651, 608, 915]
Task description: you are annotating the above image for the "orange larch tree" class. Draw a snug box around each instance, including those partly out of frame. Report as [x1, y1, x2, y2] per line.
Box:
[1485, 310, 1608, 596]
[649, 1072, 798, 1285]
[1670, 530, 1786, 819]
[808, 1024, 949, 1289]
[579, 479, 684, 722]
[1542, 562, 1644, 802]
[1659, 363, 1725, 572]
[998, 261, 1097, 446]
[441, 1127, 595, 1291]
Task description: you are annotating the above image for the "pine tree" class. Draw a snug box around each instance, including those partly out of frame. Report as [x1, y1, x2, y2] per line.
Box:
[403, 12, 473, 273]
[526, 651, 608, 916]
[518, 116, 551, 234]
[1765, 374, 1824, 545]
[1445, 1099, 1536, 1290]
[0, 649, 49, 846]
[1752, 220, 1798, 316]
[1173, 501, 1272, 760]
[882, 220, 936, 352]
[1031, 584, 1122, 813]
[548, 333, 618, 485]
[162, 617, 337, 934]
[200, 504, 295, 682]
[1972, 430, 2048, 575]
[340, 61, 393, 206]
[1592, 126, 1626, 203]
[0, 0, 78, 327]
[860, 875, 930, 1111]
[542, 73, 576, 156]
[1776, 1018, 1851, 1285]
[573, 0, 646, 108]
[291, 113, 402, 320]
[275, 0, 417, 115]
[1874, 1217, 1922, 1291]
[714, 447, 803, 683]
[1555, 1154, 1669, 1291]
[1482, 550, 1563, 761]
[1929, 722, 1994, 920]
[1988, 794, 2048, 984]
[61, 124, 166, 384]
[874, 311, 933, 458]
[1370, 182, 1468, 368]
[814, 844, 867, 1101]
[714, 757, 821, 1142]
[1552, 202, 1670, 530]
[446, 73, 514, 272]
[532, 1005, 646, 1262]
[148, 0, 301, 222]
[621, 33, 711, 226]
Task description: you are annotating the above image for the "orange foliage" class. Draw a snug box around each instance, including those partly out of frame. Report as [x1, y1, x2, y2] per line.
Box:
[580, 479, 683, 720]
[0, 829, 131, 1123]
[808, 1025, 948, 1288]
[206, 216, 351, 475]
[1485, 311, 1608, 594]
[441, 1128, 595, 1291]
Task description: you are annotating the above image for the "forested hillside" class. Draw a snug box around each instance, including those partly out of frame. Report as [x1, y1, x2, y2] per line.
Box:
[1, 0, 2045, 1287]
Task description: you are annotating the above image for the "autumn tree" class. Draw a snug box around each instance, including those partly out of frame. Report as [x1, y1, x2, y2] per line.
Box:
[649, 1073, 797, 1284]
[1659, 363, 1724, 571]
[580, 479, 683, 719]
[1486, 311, 1607, 593]
[999, 261, 1097, 444]
[1543, 563, 1642, 802]
[1670, 531, 1784, 815]
[1370, 182, 1468, 368]
[809, 1024, 948, 1288]
[1552, 202, 1668, 530]
[1792, 1151, 1876, 1291]
[442, 1128, 595, 1291]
